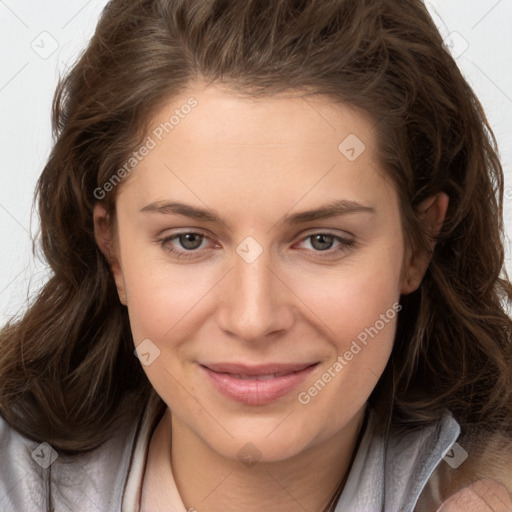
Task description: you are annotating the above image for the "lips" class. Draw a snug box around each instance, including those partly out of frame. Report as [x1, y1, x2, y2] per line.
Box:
[199, 361, 319, 405]
[201, 362, 316, 377]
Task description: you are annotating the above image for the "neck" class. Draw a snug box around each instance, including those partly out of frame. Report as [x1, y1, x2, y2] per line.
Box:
[161, 407, 367, 512]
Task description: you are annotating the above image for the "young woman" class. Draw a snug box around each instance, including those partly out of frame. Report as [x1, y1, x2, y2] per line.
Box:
[1, 1, 511, 511]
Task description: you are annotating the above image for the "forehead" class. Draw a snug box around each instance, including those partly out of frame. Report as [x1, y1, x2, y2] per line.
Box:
[151, 82, 377, 147]
[115, 82, 396, 221]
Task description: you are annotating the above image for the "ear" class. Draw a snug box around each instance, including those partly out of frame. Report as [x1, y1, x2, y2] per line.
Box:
[93, 202, 128, 306]
[400, 192, 449, 295]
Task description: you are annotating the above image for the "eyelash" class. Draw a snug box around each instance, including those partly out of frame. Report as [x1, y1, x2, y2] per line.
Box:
[156, 230, 356, 260]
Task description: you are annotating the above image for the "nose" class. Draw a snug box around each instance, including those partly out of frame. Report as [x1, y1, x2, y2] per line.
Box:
[216, 242, 296, 344]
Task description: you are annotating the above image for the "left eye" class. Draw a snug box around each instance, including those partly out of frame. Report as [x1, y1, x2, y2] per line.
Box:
[171, 232, 205, 250]
[298, 233, 338, 251]
[293, 232, 356, 257]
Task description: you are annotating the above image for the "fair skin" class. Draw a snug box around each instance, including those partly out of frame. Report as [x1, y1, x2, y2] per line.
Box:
[437, 480, 512, 512]
[94, 82, 448, 512]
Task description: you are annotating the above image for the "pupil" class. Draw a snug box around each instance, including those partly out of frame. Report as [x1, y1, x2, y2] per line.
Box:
[181, 233, 202, 250]
[312, 234, 333, 251]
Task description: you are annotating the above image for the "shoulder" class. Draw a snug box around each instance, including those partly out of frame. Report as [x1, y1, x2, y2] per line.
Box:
[336, 408, 460, 511]
[416, 425, 512, 511]
[0, 412, 53, 511]
[383, 409, 461, 509]
[0, 411, 140, 512]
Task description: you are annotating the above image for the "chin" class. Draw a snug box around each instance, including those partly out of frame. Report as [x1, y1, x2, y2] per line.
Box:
[199, 421, 317, 465]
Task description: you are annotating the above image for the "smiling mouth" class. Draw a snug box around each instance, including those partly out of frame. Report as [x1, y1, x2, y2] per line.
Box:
[199, 362, 320, 405]
[200, 361, 318, 375]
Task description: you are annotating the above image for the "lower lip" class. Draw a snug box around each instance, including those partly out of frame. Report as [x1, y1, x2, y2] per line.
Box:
[200, 363, 319, 405]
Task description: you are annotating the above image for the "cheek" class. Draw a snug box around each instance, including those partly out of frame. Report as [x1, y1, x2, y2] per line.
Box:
[290, 247, 401, 412]
[120, 255, 211, 412]
[120, 236, 218, 343]
[290, 247, 402, 347]
[294, 295, 398, 434]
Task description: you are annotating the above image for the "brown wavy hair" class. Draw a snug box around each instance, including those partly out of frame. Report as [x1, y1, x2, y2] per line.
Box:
[1, 0, 512, 456]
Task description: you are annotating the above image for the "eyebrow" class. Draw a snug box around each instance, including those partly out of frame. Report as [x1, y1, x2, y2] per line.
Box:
[140, 199, 375, 226]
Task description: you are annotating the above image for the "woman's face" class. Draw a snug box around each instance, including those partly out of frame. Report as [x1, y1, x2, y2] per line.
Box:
[95, 82, 427, 462]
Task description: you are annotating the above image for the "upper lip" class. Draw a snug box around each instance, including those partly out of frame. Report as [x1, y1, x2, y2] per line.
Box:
[200, 362, 318, 376]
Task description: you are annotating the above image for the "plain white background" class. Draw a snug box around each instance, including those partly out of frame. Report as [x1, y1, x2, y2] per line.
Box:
[1, 0, 512, 326]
